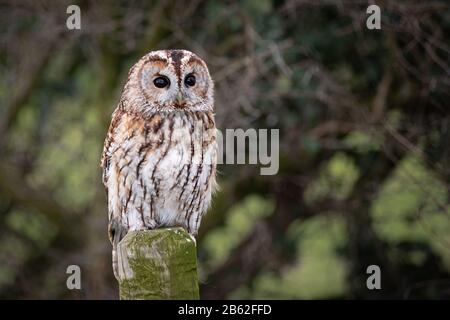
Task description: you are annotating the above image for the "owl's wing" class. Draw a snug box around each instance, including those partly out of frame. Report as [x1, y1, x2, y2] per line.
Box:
[100, 106, 124, 187]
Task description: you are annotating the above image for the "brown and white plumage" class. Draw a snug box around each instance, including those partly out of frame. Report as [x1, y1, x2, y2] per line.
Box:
[101, 50, 217, 279]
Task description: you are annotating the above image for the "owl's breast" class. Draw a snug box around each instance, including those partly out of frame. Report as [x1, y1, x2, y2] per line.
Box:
[107, 110, 217, 233]
[143, 112, 217, 190]
[142, 111, 217, 229]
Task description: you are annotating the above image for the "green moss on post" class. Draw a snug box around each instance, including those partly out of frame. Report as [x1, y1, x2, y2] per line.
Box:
[117, 227, 199, 300]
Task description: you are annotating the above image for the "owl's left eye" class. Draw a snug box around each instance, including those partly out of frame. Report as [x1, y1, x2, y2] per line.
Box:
[184, 74, 196, 87]
[154, 76, 170, 88]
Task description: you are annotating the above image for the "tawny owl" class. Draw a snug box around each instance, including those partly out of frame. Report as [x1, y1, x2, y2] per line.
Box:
[101, 50, 217, 279]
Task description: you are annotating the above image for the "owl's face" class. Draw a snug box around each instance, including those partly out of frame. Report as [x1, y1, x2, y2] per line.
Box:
[123, 50, 214, 114]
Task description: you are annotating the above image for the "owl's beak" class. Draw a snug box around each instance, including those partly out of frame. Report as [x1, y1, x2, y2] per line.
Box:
[175, 92, 184, 105]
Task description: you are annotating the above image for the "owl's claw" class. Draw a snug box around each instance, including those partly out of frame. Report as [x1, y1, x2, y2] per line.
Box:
[108, 218, 127, 245]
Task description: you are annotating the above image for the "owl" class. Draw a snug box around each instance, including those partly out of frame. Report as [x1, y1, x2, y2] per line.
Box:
[101, 50, 217, 279]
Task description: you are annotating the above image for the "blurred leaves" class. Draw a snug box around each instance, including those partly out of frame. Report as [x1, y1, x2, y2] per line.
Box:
[201, 194, 274, 270]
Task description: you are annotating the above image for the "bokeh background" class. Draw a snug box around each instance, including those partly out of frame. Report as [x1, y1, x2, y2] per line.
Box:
[0, 0, 449, 299]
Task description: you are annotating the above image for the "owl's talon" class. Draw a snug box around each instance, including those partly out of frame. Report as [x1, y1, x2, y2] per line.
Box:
[108, 218, 127, 245]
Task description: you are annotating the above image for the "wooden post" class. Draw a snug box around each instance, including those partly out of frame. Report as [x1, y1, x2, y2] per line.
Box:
[117, 227, 199, 300]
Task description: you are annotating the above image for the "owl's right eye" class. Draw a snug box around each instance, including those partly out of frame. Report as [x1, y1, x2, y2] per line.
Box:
[153, 76, 170, 88]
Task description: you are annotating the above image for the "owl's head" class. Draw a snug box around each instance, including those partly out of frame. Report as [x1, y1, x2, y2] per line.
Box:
[122, 49, 214, 114]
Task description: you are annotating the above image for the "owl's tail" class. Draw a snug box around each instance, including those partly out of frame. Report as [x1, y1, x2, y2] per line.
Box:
[112, 245, 119, 280]
[108, 218, 125, 280]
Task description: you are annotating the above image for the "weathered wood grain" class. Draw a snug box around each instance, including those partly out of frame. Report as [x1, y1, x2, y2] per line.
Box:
[117, 228, 199, 300]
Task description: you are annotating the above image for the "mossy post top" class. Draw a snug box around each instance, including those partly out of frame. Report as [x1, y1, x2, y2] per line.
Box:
[117, 227, 199, 300]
